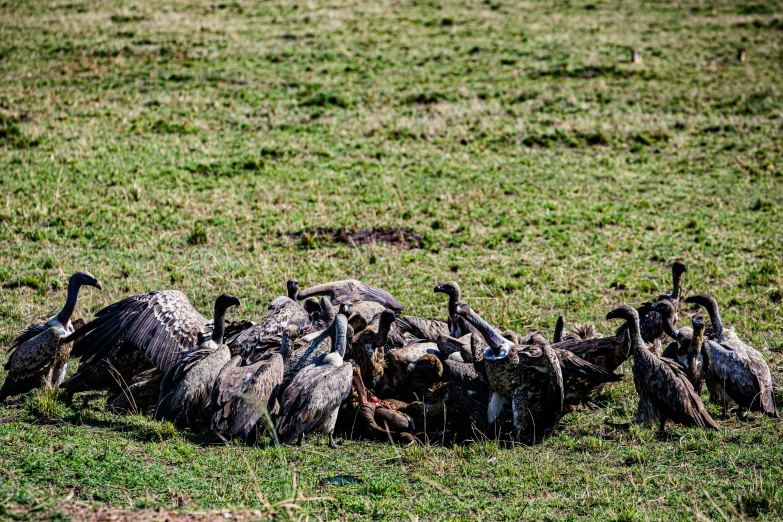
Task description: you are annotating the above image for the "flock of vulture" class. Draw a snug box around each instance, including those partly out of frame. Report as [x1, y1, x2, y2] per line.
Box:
[1, 262, 778, 446]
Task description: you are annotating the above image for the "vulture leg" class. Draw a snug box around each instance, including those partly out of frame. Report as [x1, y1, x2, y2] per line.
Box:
[329, 432, 338, 449]
[297, 434, 303, 446]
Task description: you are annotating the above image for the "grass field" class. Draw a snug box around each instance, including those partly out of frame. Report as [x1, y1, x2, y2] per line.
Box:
[1, 0, 782, 518]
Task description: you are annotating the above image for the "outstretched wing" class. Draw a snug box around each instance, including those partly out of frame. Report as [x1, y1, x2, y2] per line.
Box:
[70, 291, 208, 373]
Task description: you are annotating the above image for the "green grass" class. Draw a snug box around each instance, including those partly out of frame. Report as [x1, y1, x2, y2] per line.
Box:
[1, 0, 782, 518]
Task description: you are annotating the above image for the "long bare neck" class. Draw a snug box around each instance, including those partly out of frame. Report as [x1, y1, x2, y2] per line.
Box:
[626, 314, 646, 357]
[687, 325, 705, 377]
[332, 316, 348, 357]
[56, 278, 82, 324]
[671, 270, 682, 300]
[465, 309, 507, 355]
[212, 306, 227, 344]
[706, 302, 724, 342]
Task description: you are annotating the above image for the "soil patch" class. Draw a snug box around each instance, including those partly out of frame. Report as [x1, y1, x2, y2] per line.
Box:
[291, 227, 423, 249]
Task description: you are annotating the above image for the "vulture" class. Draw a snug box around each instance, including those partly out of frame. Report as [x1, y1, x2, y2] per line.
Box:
[348, 317, 388, 388]
[297, 279, 404, 317]
[454, 303, 564, 439]
[1, 327, 69, 402]
[685, 294, 778, 418]
[65, 289, 251, 398]
[511, 333, 564, 441]
[455, 303, 617, 411]
[281, 304, 354, 388]
[210, 346, 285, 444]
[268, 279, 301, 310]
[616, 261, 687, 354]
[277, 311, 354, 448]
[434, 281, 474, 338]
[154, 294, 241, 429]
[552, 330, 631, 377]
[8, 270, 102, 350]
[3, 270, 102, 396]
[662, 314, 708, 394]
[606, 305, 717, 431]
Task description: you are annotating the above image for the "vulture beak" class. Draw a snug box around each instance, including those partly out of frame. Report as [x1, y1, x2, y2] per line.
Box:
[93, 279, 103, 290]
[606, 308, 626, 321]
[406, 362, 416, 373]
[434, 284, 444, 293]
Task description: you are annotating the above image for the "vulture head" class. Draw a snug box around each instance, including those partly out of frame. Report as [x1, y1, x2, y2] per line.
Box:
[215, 294, 241, 313]
[338, 303, 354, 318]
[286, 279, 299, 300]
[649, 300, 679, 339]
[71, 271, 102, 291]
[434, 281, 460, 298]
[672, 261, 688, 276]
[606, 305, 638, 323]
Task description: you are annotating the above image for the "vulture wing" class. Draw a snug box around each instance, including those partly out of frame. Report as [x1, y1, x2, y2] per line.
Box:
[70, 291, 208, 374]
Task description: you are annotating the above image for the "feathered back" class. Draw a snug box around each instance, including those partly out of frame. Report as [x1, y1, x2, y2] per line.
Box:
[277, 361, 353, 443]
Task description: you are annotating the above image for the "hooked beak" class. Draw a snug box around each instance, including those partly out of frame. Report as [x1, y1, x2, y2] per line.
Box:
[93, 279, 103, 290]
[434, 284, 444, 293]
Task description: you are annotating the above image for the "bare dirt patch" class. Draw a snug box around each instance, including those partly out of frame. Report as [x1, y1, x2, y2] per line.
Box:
[291, 227, 424, 249]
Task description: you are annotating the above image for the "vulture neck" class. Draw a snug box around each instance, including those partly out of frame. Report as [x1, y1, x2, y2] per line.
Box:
[661, 306, 680, 340]
[626, 313, 646, 357]
[332, 315, 348, 358]
[688, 322, 705, 369]
[671, 268, 683, 300]
[280, 331, 293, 360]
[702, 298, 724, 342]
[553, 315, 566, 343]
[464, 308, 508, 357]
[211, 305, 228, 344]
[56, 277, 83, 325]
[375, 313, 393, 347]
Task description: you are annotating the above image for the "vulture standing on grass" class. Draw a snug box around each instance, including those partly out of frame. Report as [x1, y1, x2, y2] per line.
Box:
[607, 304, 717, 431]
[277, 311, 354, 448]
[2, 271, 102, 398]
[8, 270, 102, 349]
[616, 261, 687, 354]
[685, 293, 778, 418]
[154, 294, 241, 429]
